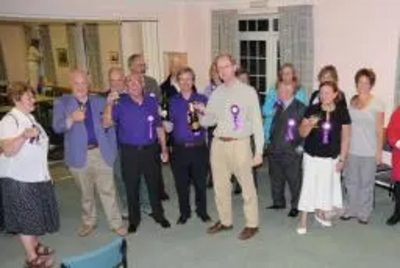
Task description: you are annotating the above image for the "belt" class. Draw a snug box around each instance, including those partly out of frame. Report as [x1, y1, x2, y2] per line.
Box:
[175, 141, 206, 148]
[218, 137, 238, 142]
[87, 144, 99, 150]
[125, 143, 156, 150]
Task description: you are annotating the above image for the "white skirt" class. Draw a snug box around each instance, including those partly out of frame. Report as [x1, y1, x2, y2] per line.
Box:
[298, 153, 343, 212]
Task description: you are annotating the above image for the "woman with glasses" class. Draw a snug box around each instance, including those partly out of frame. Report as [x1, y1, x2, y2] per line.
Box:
[0, 82, 59, 267]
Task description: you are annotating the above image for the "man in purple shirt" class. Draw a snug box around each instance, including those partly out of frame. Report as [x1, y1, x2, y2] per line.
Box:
[168, 67, 211, 225]
[53, 70, 126, 237]
[103, 73, 170, 233]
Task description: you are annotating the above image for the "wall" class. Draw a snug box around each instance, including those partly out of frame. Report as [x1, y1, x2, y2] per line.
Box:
[314, 0, 400, 118]
[0, 24, 27, 82]
[98, 23, 122, 89]
[49, 24, 70, 87]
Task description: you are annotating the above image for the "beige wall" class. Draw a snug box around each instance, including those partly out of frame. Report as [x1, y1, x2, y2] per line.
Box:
[98, 23, 122, 90]
[0, 24, 27, 82]
[49, 24, 70, 87]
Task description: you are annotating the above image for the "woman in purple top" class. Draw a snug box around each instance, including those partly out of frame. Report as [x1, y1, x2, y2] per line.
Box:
[169, 67, 211, 224]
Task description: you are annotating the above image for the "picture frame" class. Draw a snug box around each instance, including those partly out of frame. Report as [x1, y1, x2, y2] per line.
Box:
[56, 48, 69, 67]
[108, 51, 119, 63]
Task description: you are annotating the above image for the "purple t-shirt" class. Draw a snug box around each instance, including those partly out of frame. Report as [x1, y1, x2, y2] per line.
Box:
[112, 93, 161, 146]
[81, 100, 98, 146]
[169, 92, 207, 144]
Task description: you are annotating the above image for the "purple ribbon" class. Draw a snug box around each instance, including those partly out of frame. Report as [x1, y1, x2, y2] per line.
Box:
[230, 104, 240, 130]
[147, 115, 154, 139]
[273, 100, 283, 110]
[322, 121, 332, 144]
[285, 119, 296, 142]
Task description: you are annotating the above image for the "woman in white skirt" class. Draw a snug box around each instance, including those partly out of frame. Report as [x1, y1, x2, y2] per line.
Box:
[297, 81, 351, 235]
[0, 82, 59, 267]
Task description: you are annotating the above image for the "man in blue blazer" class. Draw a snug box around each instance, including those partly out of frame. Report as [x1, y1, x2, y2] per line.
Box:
[53, 70, 126, 237]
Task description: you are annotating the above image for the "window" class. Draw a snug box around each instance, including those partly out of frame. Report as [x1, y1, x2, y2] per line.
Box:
[238, 15, 279, 95]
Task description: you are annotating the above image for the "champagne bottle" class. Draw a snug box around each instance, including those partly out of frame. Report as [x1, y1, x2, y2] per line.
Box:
[188, 102, 200, 133]
[161, 90, 168, 120]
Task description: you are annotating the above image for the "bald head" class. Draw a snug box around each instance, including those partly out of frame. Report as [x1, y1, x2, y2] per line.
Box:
[70, 70, 89, 100]
[169, 56, 185, 77]
[108, 67, 125, 93]
[125, 73, 144, 98]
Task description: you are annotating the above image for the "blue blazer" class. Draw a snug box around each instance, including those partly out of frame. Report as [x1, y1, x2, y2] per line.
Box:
[52, 94, 117, 169]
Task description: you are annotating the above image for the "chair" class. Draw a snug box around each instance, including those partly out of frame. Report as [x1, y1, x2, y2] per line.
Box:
[375, 136, 393, 191]
[60, 238, 128, 268]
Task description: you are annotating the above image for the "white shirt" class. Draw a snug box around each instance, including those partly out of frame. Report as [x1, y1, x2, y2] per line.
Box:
[0, 108, 51, 183]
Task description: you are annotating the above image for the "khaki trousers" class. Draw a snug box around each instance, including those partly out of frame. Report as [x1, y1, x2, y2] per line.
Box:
[69, 149, 123, 229]
[211, 138, 259, 228]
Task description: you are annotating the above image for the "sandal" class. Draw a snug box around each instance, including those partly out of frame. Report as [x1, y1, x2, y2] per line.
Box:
[35, 243, 55, 256]
[24, 256, 45, 268]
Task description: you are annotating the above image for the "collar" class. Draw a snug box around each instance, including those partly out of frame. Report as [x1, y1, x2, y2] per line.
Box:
[282, 97, 294, 109]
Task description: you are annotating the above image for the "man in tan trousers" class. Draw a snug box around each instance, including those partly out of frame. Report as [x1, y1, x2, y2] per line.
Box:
[53, 70, 126, 237]
[196, 54, 264, 240]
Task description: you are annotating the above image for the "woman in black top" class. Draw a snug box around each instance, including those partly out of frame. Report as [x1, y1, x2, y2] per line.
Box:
[309, 65, 347, 110]
[296, 81, 351, 235]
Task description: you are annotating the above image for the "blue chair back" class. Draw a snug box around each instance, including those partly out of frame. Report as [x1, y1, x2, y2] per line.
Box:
[60, 238, 127, 268]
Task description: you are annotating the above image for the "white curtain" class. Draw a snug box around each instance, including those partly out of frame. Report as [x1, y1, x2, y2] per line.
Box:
[211, 10, 238, 60]
[278, 5, 314, 94]
[66, 24, 78, 70]
[142, 21, 162, 82]
[83, 24, 103, 89]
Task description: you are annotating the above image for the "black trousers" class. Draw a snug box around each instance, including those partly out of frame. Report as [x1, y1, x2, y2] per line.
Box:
[120, 143, 165, 226]
[0, 178, 3, 231]
[268, 152, 302, 208]
[171, 144, 209, 217]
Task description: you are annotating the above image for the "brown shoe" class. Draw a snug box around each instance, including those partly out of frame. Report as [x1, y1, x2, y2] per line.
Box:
[238, 227, 259, 240]
[112, 226, 128, 237]
[78, 224, 96, 237]
[207, 221, 233, 235]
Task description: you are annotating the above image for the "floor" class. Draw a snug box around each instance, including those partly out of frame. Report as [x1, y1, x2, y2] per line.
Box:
[0, 163, 399, 268]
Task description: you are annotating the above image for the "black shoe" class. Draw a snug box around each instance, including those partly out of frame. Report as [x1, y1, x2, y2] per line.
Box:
[386, 215, 400, 226]
[207, 179, 213, 189]
[177, 215, 190, 225]
[197, 213, 212, 223]
[340, 216, 354, 221]
[161, 191, 170, 201]
[288, 208, 299, 217]
[128, 224, 138, 233]
[266, 205, 286, 210]
[158, 218, 171, 228]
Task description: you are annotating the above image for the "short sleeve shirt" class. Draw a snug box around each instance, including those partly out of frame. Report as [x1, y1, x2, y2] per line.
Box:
[304, 104, 351, 158]
[349, 96, 385, 157]
[0, 108, 51, 182]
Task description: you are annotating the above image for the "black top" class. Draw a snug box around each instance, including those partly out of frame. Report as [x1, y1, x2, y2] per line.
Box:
[309, 89, 348, 110]
[303, 104, 351, 158]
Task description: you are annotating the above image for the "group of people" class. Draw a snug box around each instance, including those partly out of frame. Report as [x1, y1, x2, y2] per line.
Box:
[1, 52, 400, 267]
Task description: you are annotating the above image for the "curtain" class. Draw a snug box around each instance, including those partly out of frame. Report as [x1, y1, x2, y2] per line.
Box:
[395, 36, 400, 106]
[39, 25, 57, 85]
[142, 21, 162, 82]
[0, 42, 7, 83]
[66, 24, 78, 70]
[211, 9, 238, 60]
[278, 5, 314, 94]
[83, 24, 103, 90]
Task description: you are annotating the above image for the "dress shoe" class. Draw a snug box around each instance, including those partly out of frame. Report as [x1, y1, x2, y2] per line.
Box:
[358, 219, 369, 225]
[177, 215, 190, 225]
[77, 224, 96, 237]
[386, 214, 400, 226]
[238, 227, 259, 240]
[234, 187, 242, 195]
[112, 226, 128, 237]
[128, 224, 139, 233]
[207, 221, 233, 234]
[158, 218, 171, 228]
[197, 213, 212, 223]
[266, 205, 286, 210]
[340, 216, 354, 221]
[296, 227, 307, 235]
[288, 208, 299, 218]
